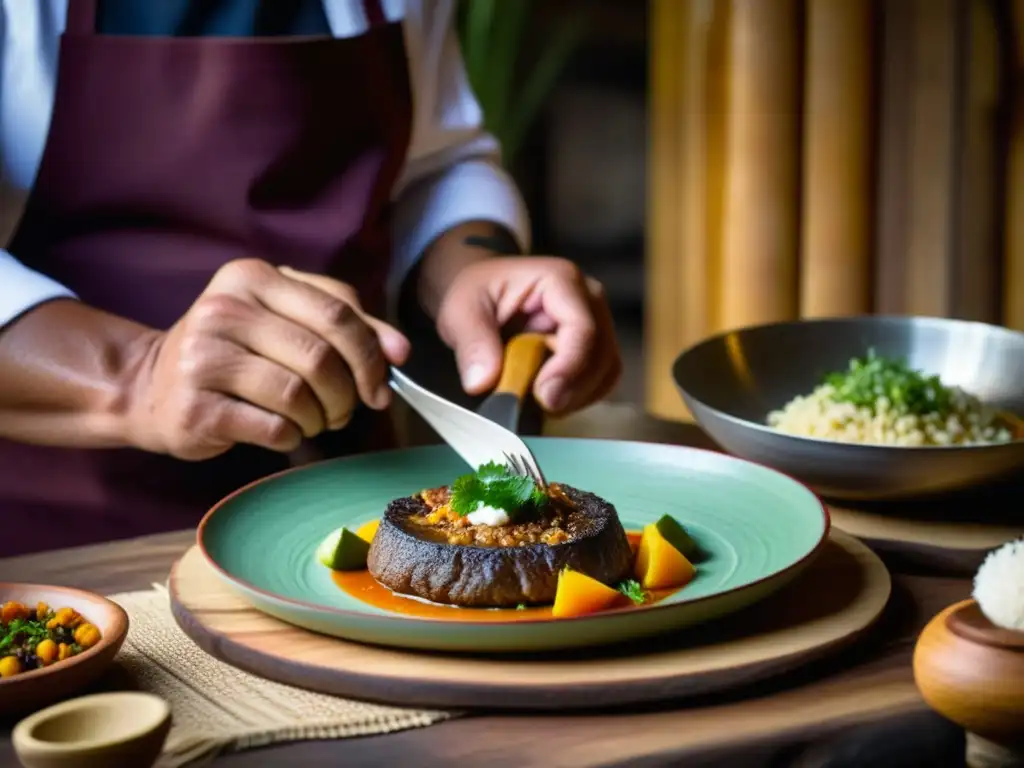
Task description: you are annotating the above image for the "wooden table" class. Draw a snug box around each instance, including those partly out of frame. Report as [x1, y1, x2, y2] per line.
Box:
[0, 406, 974, 767]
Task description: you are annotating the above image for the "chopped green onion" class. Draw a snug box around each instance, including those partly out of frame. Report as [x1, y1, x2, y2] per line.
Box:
[823, 349, 953, 417]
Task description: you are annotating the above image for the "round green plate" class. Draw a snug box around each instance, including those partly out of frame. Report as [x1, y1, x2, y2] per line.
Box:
[198, 438, 830, 652]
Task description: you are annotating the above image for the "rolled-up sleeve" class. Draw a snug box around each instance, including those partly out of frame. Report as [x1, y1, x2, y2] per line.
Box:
[387, 0, 531, 302]
[0, 250, 76, 328]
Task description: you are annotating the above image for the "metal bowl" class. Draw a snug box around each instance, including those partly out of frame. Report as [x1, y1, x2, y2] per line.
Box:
[672, 316, 1024, 501]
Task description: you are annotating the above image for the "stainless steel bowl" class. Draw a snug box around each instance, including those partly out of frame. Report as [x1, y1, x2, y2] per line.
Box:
[672, 316, 1024, 501]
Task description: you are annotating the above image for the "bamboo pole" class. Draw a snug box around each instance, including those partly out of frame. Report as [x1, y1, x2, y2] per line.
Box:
[720, 0, 802, 329]
[1005, 0, 1024, 329]
[875, 0, 965, 318]
[645, 0, 689, 419]
[684, 1, 731, 344]
[904, 0, 958, 317]
[645, 0, 732, 421]
[953, 0, 1000, 323]
[679, 1, 714, 352]
[800, 0, 875, 318]
[874, 0, 914, 314]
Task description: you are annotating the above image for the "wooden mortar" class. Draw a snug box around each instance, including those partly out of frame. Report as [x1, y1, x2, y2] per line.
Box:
[914, 599, 1024, 768]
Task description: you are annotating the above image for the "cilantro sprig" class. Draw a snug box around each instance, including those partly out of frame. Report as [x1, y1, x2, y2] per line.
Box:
[617, 579, 648, 605]
[449, 461, 548, 518]
[0, 618, 48, 653]
[824, 349, 953, 418]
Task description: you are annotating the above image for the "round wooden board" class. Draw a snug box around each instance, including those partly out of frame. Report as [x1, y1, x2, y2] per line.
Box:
[829, 507, 1024, 576]
[169, 531, 891, 710]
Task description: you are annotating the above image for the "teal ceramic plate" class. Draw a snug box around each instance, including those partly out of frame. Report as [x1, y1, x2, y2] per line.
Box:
[198, 438, 830, 652]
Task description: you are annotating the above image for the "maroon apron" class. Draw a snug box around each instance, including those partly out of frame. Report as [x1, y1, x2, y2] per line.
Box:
[0, 0, 412, 556]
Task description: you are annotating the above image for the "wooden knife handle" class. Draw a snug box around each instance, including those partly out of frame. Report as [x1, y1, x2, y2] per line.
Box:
[494, 333, 550, 400]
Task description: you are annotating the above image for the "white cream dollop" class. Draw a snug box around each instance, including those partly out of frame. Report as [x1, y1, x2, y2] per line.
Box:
[972, 538, 1024, 631]
[466, 503, 511, 526]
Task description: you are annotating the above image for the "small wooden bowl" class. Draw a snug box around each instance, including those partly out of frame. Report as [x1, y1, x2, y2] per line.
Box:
[913, 599, 1024, 768]
[12, 691, 170, 768]
[0, 584, 129, 716]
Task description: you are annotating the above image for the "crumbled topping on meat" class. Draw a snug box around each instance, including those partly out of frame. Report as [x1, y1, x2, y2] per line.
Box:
[409, 483, 577, 547]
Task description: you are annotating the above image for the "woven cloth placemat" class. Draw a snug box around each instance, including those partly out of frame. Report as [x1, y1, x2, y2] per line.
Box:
[108, 586, 456, 767]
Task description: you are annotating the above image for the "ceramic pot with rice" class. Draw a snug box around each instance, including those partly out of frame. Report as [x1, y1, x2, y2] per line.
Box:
[914, 539, 1024, 767]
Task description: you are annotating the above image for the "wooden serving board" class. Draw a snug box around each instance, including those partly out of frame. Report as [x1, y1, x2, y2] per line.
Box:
[169, 531, 891, 710]
[829, 506, 1024, 576]
[829, 476, 1024, 575]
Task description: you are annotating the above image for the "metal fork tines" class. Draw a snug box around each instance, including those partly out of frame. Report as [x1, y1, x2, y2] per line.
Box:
[389, 367, 547, 484]
[504, 451, 547, 488]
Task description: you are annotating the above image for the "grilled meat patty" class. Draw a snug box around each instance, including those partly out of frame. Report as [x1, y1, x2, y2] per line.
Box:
[366, 484, 633, 608]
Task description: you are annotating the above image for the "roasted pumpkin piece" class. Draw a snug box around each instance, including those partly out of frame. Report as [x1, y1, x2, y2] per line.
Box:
[552, 568, 621, 618]
[74, 623, 102, 649]
[36, 639, 58, 664]
[46, 607, 82, 630]
[355, 519, 380, 543]
[634, 524, 696, 590]
[653, 514, 701, 560]
[1, 601, 30, 624]
[0, 656, 22, 677]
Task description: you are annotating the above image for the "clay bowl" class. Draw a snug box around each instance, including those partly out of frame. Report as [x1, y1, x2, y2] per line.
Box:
[12, 691, 170, 768]
[913, 599, 1024, 767]
[0, 584, 129, 716]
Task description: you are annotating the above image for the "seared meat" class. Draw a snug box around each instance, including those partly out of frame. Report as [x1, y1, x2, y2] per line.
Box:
[366, 484, 632, 608]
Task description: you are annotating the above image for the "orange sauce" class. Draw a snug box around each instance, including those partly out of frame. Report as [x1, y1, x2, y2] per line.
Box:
[626, 530, 643, 553]
[332, 528, 675, 622]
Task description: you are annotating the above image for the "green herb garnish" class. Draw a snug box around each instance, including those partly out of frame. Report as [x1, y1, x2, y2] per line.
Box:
[618, 579, 648, 605]
[516, 603, 526, 611]
[0, 618, 48, 652]
[824, 349, 953, 417]
[449, 461, 548, 518]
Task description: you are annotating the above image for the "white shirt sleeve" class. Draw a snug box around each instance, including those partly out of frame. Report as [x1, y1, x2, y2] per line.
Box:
[386, 0, 531, 302]
[0, 249, 76, 327]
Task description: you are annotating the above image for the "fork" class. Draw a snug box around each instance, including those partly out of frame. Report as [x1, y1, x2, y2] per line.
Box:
[503, 451, 546, 488]
[389, 367, 547, 486]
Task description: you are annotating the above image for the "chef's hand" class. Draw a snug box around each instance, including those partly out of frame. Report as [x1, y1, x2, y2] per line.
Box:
[434, 256, 621, 416]
[128, 259, 409, 461]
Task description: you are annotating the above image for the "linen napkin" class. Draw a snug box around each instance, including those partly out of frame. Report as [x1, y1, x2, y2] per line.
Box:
[107, 586, 455, 767]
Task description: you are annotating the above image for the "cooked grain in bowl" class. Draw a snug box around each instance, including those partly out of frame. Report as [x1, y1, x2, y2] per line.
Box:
[768, 350, 1015, 447]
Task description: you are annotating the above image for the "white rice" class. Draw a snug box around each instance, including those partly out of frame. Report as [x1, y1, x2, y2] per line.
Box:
[972, 539, 1024, 631]
[767, 383, 1013, 447]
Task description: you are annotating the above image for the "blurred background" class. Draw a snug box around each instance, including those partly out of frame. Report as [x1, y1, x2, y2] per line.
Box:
[447, 0, 1024, 423]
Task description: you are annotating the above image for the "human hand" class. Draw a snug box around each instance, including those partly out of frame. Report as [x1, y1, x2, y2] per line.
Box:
[434, 257, 621, 415]
[126, 259, 409, 460]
